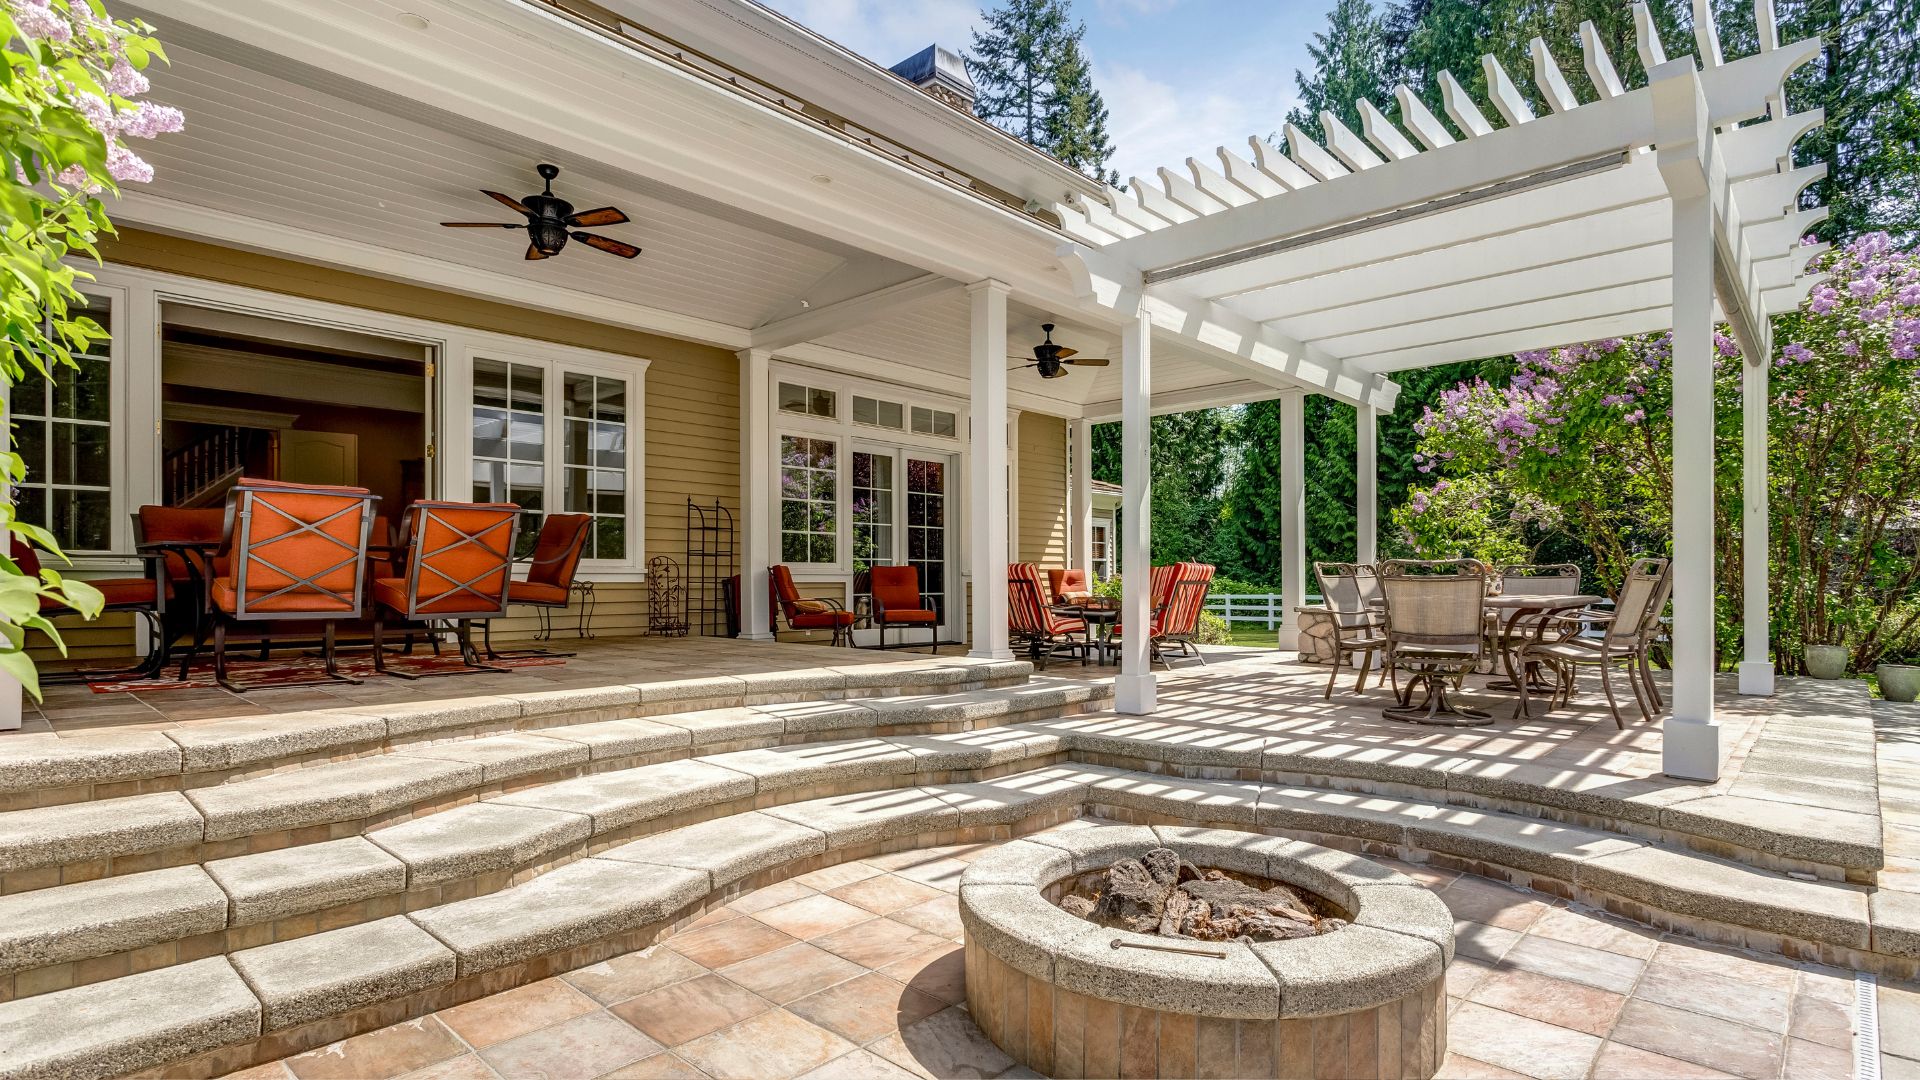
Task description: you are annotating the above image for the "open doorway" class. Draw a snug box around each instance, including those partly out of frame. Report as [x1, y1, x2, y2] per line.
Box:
[158, 305, 433, 519]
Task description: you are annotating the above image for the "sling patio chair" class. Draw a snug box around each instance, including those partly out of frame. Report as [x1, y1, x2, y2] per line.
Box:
[1514, 557, 1673, 727]
[11, 536, 169, 682]
[372, 500, 520, 679]
[869, 564, 939, 652]
[1377, 558, 1491, 724]
[1008, 562, 1089, 669]
[1485, 562, 1584, 682]
[770, 562, 855, 646]
[485, 512, 593, 659]
[1313, 561, 1388, 698]
[195, 478, 379, 691]
[1112, 562, 1212, 668]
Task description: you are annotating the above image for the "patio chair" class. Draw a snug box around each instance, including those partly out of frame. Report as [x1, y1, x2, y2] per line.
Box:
[1514, 557, 1672, 727]
[1313, 561, 1387, 698]
[1048, 568, 1092, 604]
[1111, 562, 1179, 668]
[372, 501, 520, 678]
[1378, 558, 1490, 723]
[1485, 562, 1583, 675]
[869, 564, 939, 652]
[135, 505, 227, 677]
[770, 563, 855, 646]
[1008, 562, 1088, 669]
[485, 512, 593, 659]
[199, 478, 379, 691]
[1113, 562, 1214, 668]
[11, 537, 168, 682]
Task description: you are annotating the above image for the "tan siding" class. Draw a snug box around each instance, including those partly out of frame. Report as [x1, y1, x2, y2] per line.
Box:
[1017, 412, 1069, 568]
[82, 230, 743, 644]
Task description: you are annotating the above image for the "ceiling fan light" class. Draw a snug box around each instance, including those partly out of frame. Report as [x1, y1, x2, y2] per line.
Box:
[529, 221, 569, 256]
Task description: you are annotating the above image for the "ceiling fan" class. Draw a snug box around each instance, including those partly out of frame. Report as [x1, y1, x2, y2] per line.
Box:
[1012, 323, 1111, 379]
[441, 163, 640, 261]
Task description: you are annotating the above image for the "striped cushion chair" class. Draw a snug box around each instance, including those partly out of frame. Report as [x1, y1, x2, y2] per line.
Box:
[1112, 562, 1183, 665]
[1008, 563, 1088, 669]
[1153, 562, 1217, 665]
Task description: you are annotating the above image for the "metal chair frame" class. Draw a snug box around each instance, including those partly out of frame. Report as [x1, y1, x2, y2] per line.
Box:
[374, 501, 519, 680]
[485, 512, 592, 659]
[1007, 565, 1089, 669]
[1378, 558, 1490, 723]
[1313, 561, 1388, 698]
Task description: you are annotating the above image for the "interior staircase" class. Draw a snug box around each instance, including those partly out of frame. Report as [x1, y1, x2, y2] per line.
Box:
[0, 657, 1913, 1080]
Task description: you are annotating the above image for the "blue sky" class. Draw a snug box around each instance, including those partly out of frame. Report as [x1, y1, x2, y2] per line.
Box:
[755, 0, 1338, 182]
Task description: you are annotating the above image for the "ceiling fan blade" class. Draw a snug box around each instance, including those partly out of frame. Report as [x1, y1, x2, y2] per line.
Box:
[1053, 345, 1079, 359]
[1064, 357, 1111, 367]
[483, 189, 531, 214]
[567, 207, 629, 227]
[573, 231, 641, 259]
[441, 221, 524, 228]
[524, 243, 548, 261]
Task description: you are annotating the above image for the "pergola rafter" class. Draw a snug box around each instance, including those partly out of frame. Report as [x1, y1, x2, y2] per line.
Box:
[1045, 0, 1828, 779]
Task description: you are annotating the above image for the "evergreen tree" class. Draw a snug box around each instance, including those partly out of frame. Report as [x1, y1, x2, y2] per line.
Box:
[1285, 0, 1392, 145]
[1089, 410, 1237, 567]
[968, 0, 1119, 180]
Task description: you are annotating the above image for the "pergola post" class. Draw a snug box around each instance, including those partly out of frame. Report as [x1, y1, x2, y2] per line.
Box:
[1356, 404, 1378, 565]
[1116, 311, 1156, 713]
[1278, 390, 1307, 651]
[968, 280, 1013, 660]
[736, 347, 774, 641]
[1072, 418, 1095, 577]
[1738, 356, 1775, 695]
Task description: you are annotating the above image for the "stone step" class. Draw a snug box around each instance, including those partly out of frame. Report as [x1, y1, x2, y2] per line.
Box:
[0, 678, 1105, 890]
[3, 759, 1914, 1080]
[0, 656, 1037, 808]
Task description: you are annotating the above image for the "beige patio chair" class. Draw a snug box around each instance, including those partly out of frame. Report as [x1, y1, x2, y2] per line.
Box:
[1378, 559, 1490, 723]
[1514, 557, 1672, 727]
[1487, 562, 1583, 673]
[1313, 562, 1387, 698]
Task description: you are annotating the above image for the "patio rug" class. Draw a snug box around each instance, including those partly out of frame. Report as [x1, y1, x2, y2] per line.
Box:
[86, 653, 566, 693]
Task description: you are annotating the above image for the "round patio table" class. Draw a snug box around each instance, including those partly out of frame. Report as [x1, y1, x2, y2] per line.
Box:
[1051, 602, 1118, 664]
[1484, 592, 1603, 693]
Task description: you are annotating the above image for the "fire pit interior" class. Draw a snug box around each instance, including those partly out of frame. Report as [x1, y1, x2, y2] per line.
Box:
[1052, 846, 1347, 942]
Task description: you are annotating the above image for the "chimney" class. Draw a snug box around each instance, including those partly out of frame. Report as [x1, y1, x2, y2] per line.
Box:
[890, 45, 976, 114]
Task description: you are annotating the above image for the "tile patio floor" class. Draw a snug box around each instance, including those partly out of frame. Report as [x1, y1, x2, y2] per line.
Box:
[221, 823, 1868, 1080]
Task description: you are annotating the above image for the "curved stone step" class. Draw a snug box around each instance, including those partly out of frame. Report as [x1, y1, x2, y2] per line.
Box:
[0, 656, 1038, 807]
[0, 679, 1105, 887]
[2, 760, 1910, 1080]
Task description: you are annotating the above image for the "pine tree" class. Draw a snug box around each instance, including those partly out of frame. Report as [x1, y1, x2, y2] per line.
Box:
[969, 0, 1120, 182]
[1285, 0, 1393, 145]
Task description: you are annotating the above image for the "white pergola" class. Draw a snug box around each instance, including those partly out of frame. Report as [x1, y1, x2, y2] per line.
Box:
[1049, 0, 1825, 781]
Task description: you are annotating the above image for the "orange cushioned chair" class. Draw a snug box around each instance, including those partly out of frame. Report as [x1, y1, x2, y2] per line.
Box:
[485, 512, 592, 659]
[200, 478, 378, 691]
[869, 564, 938, 652]
[1114, 562, 1217, 669]
[770, 564, 855, 646]
[135, 505, 227, 679]
[1048, 568, 1091, 604]
[11, 537, 167, 681]
[372, 501, 520, 678]
[1009, 563, 1087, 669]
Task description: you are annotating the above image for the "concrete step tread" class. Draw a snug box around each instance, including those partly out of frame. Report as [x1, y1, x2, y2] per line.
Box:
[204, 837, 407, 926]
[0, 865, 228, 974]
[0, 956, 259, 1080]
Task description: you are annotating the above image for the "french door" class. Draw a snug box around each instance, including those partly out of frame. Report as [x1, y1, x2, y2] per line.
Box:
[851, 443, 954, 645]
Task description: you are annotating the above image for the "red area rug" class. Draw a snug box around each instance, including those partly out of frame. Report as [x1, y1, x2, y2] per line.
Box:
[87, 653, 565, 693]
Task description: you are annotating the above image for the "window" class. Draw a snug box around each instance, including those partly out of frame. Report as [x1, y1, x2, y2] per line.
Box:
[473, 354, 640, 565]
[780, 435, 836, 563]
[910, 406, 956, 438]
[13, 292, 114, 552]
[850, 450, 894, 574]
[1090, 521, 1112, 581]
[852, 395, 904, 430]
[778, 382, 836, 419]
[562, 372, 630, 560]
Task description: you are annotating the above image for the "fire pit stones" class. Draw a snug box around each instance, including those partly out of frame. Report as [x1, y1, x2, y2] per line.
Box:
[959, 825, 1455, 1079]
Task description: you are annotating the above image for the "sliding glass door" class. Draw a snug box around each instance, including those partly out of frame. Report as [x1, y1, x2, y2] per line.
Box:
[850, 443, 954, 645]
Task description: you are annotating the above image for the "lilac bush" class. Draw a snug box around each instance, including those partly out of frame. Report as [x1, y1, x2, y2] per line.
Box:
[1396, 232, 1920, 671]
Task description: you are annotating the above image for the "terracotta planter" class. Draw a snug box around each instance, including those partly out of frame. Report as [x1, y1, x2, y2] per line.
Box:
[1879, 664, 1920, 703]
[1804, 645, 1849, 680]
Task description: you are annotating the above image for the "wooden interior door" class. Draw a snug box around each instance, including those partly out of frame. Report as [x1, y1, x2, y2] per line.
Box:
[280, 430, 359, 486]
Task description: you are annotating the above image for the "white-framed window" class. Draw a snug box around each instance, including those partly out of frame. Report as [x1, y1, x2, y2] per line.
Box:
[779, 434, 838, 565]
[852, 395, 904, 430]
[910, 405, 957, 438]
[1090, 520, 1112, 581]
[778, 381, 837, 419]
[9, 286, 122, 554]
[469, 348, 644, 570]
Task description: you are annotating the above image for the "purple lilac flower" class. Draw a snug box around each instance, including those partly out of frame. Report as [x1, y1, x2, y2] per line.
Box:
[9, 0, 71, 40]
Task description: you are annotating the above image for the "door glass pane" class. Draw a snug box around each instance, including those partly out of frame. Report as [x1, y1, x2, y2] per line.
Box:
[851, 450, 895, 616]
[561, 371, 629, 560]
[905, 457, 947, 623]
[12, 291, 114, 552]
[472, 358, 545, 558]
[779, 435, 836, 564]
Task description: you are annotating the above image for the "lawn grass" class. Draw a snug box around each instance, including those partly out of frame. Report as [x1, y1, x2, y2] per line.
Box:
[1224, 624, 1281, 649]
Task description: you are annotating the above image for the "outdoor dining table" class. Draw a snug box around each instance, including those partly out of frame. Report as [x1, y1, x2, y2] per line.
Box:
[1484, 592, 1604, 693]
[1051, 601, 1119, 663]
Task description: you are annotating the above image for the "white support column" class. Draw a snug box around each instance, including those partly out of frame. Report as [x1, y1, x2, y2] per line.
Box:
[1738, 355, 1774, 695]
[1356, 404, 1378, 565]
[968, 280, 1013, 660]
[1116, 311, 1156, 714]
[736, 347, 774, 641]
[1072, 418, 1095, 575]
[1277, 390, 1307, 651]
[1665, 191, 1721, 779]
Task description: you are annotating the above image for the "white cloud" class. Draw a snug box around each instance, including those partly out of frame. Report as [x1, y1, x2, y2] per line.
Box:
[1098, 60, 1298, 183]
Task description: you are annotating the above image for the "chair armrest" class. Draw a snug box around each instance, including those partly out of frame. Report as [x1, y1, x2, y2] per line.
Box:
[805, 596, 846, 613]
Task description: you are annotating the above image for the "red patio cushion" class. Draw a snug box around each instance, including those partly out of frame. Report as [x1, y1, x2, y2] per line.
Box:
[790, 610, 856, 630]
[509, 581, 571, 605]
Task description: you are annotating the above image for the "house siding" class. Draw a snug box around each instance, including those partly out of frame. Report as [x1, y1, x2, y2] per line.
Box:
[1018, 412, 1069, 568]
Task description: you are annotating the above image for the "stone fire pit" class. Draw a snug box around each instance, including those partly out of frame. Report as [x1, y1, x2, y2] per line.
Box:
[959, 826, 1454, 1080]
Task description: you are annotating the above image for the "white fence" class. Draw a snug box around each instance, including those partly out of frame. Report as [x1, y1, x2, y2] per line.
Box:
[1204, 592, 1320, 629]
